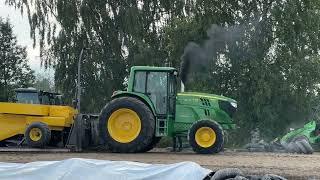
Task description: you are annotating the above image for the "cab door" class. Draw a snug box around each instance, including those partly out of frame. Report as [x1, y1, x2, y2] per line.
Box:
[146, 71, 168, 115]
[132, 71, 169, 116]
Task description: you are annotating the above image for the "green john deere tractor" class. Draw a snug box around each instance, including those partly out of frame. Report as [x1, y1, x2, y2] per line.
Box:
[98, 66, 237, 154]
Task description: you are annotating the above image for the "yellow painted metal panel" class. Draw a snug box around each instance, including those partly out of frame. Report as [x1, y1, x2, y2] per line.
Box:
[49, 106, 76, 126]
[0, 114, 26, 141]
[0, 103, 49, 116]
[26, 116, 68, 127]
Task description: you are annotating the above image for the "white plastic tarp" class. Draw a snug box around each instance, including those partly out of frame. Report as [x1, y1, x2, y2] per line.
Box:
[0, 158, 212, 180]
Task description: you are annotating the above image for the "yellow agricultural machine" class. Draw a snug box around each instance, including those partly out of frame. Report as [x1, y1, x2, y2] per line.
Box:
[0, 88, 77, 148]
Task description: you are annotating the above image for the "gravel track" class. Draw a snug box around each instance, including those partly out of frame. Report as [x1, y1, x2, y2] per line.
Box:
[0, 150, 319, 179]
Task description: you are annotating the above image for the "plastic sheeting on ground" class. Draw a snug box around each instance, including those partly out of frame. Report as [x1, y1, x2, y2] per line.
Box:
[0, 158, 212, 180]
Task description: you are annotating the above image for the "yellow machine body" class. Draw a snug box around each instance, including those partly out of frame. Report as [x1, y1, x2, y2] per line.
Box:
[0, 102, 77, 141]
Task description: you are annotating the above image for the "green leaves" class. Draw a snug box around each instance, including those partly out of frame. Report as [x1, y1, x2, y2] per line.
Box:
[0, 18, 35, 101]
[164, 0, 320, 144]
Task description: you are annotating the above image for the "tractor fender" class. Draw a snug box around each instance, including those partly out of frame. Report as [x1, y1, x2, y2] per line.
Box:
[111, 91, 156, 116]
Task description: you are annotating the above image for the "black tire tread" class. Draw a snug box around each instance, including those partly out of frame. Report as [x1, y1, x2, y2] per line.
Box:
[295, 141, 307, 154]
[292, 136, 314, 154]
[140, 137, 162, 152]
[299, 139, 314, 154]
[212, 168, 243, 180]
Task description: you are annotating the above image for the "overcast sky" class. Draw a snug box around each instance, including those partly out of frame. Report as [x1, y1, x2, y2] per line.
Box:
[0, 1, 42, 72]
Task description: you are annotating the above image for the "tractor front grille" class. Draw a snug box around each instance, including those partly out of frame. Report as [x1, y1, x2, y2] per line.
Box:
[218, 100, 236, 118]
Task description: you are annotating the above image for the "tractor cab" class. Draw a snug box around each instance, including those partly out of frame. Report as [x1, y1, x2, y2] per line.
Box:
[127, 66, 178, 117]
[14, 88, 63, 105]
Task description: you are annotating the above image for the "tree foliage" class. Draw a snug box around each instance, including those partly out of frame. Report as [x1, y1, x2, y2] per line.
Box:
[164, 0, 320, 143]
[34, 73, 55, 92]
[0, 18, 35, 101]
[7, 0, 320, 144]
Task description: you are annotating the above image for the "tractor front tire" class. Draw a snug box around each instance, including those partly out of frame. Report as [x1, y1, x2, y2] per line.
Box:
[25, 122, 51, 148]
[99, 97, 155, 153]
[188, 120, 224, 154]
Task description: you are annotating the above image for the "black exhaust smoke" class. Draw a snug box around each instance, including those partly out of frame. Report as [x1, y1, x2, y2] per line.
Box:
[180, 42, 208, 84]
[180, 24, 245, 85]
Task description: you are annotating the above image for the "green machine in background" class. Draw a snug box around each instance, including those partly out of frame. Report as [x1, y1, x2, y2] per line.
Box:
[281, 121, 320, 146]
[277, 106, 320, 154]
[99, 66, 237, 154]
[246, 107, 320, 154]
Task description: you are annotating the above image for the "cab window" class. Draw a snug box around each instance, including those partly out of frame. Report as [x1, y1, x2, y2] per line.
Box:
[146, 72, 168, 115]
[133, 71, 146, 93]
[16, 92, 40, 104]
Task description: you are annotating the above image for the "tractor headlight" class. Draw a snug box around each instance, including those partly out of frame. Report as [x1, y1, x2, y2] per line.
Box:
[230, 102, 237, 108]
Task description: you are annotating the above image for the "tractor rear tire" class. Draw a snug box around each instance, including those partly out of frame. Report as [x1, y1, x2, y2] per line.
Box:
[188, 120, 224, 154]
[139, 137, 162, 152]
[99, 97, 155, 153]
[25, 122, 51, 148]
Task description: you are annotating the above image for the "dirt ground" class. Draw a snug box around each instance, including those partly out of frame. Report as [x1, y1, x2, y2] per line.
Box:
[0, 149, 319, 179]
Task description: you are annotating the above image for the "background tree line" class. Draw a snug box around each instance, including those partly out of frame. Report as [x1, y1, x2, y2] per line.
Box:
[0, 18, 55, 101]
[0, 18, 35, 101]
[5, 0, 320, 145]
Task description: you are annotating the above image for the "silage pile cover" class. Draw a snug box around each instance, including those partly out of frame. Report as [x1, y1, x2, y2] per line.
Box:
[0, 158, 211, 180]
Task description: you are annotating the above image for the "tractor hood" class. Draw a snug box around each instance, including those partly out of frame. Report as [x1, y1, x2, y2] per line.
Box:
[176, 92, 237, 129]
[177, 92, 236, 103]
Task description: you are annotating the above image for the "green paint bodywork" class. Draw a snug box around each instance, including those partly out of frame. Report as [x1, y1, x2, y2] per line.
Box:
[112, 66, 237, 138]
[281, 121, 320, 145]
[175, 92, 236, 133]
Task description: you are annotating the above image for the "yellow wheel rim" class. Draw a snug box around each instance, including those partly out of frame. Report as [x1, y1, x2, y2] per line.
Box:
[195, 127, 216, 148]
[107, 108, 141, 143]
[29, 128, 42, 141]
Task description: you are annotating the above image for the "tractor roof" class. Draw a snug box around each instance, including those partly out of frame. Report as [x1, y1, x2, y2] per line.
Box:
[131, 66, 176, 72]
[14, 88, 38, 93]
[14, 88, 61, 95]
